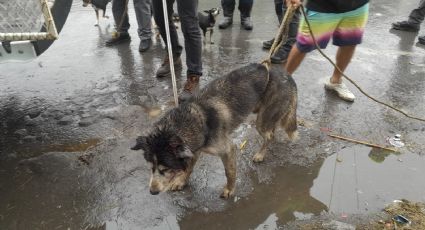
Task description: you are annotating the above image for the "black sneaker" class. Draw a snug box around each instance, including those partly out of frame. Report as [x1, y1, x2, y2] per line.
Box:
[392, 21, 420, 32]
[241, 17, 253, 30]
[139, 39, 151, 52]
[419, 35, 425, 45]
[219, 17, 233, 29]
[270, 47, 289, 64]
[263, 38, 274, 49]
[156, 54, 183, 77]
[105, 33, 131, 46]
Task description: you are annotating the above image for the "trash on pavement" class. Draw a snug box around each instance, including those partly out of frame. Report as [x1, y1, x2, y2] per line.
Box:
[388, 134, 405, 148]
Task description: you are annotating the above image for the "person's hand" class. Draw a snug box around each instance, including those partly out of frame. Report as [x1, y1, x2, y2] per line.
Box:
[286, 0, 301, 8]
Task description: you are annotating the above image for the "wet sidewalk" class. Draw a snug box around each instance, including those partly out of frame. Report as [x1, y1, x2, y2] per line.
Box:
[1, 0, 425, 229]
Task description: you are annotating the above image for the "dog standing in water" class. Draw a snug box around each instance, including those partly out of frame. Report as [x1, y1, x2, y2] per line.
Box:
[131, 63, 297, 198]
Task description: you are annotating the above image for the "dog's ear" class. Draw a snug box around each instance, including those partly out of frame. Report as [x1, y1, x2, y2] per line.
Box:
[169, 135, 193, 159]
[204, 10, 210, 14]
[131, 136, 147, 151]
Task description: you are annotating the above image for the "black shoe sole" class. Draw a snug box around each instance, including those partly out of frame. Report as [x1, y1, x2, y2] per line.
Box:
[270, 58, 287, 64]
[139, 46, 151, 52]
[139, 47, 150, 52]
[263, 44, 272, 49]
[391, 25, 419, 32]
[105, 37, 131, 47]
[219, 24, 232, 29]
[155, 65, 183, 78]
[139, 40, 152, 52]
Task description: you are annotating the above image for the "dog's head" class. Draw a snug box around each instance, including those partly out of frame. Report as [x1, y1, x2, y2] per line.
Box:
[131, 129, 194, 195]
[82, 0, 91, 7]
[204, 7, 221, 19]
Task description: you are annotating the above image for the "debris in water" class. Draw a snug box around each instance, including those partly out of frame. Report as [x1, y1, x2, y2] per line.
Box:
[320, 127, 332, 132]
[371, 199, 425, 230]
[78, 154, 93, 166]
[392, 214, 411, 225]
[329, 133, 397, 152]
[388, 134, 405, 148]
[239, 140, 247, 150]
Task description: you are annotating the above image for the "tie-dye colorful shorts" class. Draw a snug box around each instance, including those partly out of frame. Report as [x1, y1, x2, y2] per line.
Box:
[296, 3, 369, 52]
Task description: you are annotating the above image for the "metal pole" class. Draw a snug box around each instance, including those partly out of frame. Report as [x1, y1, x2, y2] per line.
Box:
[161, 0, 179, 106]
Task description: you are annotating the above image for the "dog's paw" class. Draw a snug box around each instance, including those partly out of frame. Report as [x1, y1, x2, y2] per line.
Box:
[94, 23, 99, 27]
[220, 187, 235, 199]
[104, 16, 109, 19]
[169, 177, 187, 191]
[252, 153, 265, 163]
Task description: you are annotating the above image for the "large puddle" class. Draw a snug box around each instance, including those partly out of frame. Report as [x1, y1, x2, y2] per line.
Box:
[177, 145, 425, 229]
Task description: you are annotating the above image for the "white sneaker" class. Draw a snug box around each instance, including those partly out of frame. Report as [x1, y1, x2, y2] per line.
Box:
[324, 81, 355, 102]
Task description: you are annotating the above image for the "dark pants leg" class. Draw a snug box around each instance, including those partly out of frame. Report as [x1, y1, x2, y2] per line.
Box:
[221, 0, 236, 17]
[133, 0, 152, 40]
[283, 5, 300, 48]
[152, 0, 183, 56]
[112, 0, 130, 33]
[176, 0, 202, 76]
[408, 0, 425, 25]
[238, 0, 253, 18]
[274, 0, 283, 23]
[272, 4, 301, 61]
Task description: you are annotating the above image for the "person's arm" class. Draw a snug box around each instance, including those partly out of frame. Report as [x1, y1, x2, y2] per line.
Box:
[286, 0, 302, 8]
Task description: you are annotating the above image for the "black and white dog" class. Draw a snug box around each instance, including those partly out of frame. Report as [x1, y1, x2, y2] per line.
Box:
[198, 8, 220, 44]
[82, 0, 111, 26]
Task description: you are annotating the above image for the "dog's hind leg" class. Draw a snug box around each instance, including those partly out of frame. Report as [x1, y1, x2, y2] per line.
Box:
[219, 143, 236, 199]
[281, 101, 298, 141]
[253, 129, 274, 163]
[253, 108, 277, 163]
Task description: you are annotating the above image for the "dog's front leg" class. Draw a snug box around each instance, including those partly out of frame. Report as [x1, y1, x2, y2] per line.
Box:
[103, 9, 109, 19]
[95, 10, 99, 26]
[219, 144, 236, 199]
[170, 153, 200, 191]
[209, 29, 214, 44]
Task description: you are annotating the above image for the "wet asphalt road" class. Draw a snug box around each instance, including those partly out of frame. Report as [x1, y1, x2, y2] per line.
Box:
[1, 0, 425, 229]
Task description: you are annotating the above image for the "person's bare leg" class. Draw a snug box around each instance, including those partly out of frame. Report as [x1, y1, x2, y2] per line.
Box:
[324, 45, 357, 102]
[330, 45, 356, 83]
[285, 45, 307, 75]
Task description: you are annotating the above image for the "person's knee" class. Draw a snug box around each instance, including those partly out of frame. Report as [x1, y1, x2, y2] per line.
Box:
[180, 17, 201, 37]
